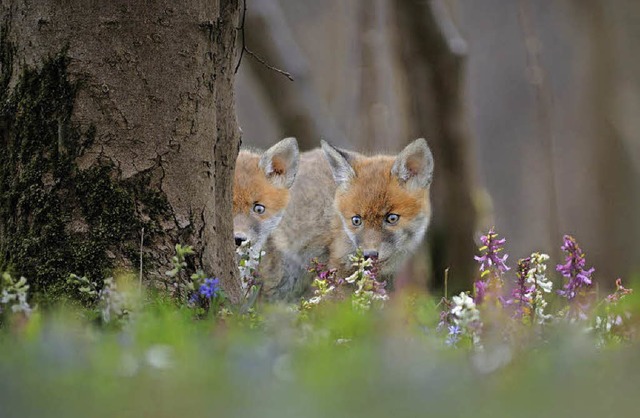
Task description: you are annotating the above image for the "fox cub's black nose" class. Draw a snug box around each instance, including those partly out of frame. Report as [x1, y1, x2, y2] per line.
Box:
[235, 234, 248, 247]
[363, 250, 379, 260]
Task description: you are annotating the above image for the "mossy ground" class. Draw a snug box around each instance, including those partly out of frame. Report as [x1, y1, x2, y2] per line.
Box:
[0, 28, 169, 305]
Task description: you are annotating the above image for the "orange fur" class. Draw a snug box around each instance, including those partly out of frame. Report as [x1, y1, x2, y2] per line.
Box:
[336, 156, 429, 231]
[233, 151, 290, 218]
[262, 139, 433, 300]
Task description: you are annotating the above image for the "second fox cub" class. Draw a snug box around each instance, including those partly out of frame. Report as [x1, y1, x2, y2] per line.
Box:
[232, 137, 299, 253]
[267, 138, 434, 299]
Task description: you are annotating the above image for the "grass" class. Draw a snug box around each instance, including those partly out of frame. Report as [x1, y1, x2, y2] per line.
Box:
[1, 234, 639, 417]
[0, 287, 639, 418]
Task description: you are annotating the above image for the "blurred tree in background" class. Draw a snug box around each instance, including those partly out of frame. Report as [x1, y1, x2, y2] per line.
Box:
[236, 0, 640, 292]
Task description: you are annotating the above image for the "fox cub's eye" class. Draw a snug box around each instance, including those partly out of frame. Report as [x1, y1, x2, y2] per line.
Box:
[253, 204, 266, 214]
[351, 215, 363, 227]
[385, 213, 400, 225]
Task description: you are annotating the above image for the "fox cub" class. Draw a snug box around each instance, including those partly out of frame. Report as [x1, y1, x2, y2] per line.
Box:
[232, 137, 299, 254]
[266, 138, 434, 300]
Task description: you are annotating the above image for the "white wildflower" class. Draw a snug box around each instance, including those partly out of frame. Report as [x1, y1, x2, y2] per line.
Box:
[344, 271, 359, 284]
[308, 296, 322, 305]
[236, 241, 264, 291]
[448, 292, 481, 346]
[99, 277, 128, 324]
[11, 292, 32, 316]
[1, 273, 32, 317]
[594, 315, 613, 333]
[345, 254, 372, 284]
[525, 253, 553, 324]
[1, 289, 14, 304]
[526, 253, 552, 293]
[450, 292, 480, 328]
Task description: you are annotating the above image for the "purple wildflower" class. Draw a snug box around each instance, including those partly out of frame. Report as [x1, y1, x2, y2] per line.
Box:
[367, 256, 380, 283]
[199, 278, 220, 299]
[437, 297, 453, 332]
[473, 228, 510, 306]
[309, 258, 341, 286]
[474, 280, 487, 305]
[189, 293, 199, 305]
[556, 235, 594, 301]
[474, 228, 511, 275]
[507, 257, 533, 318]
[445, 325, 462, 346]
[370, 277, 388, 298]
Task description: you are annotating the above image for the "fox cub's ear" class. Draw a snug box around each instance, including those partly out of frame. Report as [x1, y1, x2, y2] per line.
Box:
[391, 138, 434, 189]
[259, 137, 299, 189]
[321, 140, 357, 188]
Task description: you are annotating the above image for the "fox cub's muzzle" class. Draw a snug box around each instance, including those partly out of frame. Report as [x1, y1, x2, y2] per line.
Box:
[363, 249, 379, 260]
[234, 233, 248, 247]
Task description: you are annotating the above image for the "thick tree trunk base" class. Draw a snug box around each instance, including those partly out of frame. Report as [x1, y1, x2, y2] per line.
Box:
[0, 1, 242, 303]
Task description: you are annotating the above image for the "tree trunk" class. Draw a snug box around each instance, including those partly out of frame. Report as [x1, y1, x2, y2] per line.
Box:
[391, 0, 478, 293]
[571, 0, 638, 284]
[0, 0, 242, 303]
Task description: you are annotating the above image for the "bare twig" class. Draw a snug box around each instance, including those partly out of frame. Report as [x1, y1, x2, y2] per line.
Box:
[234, 0, 248, 74]
[139, 227, 144, 296]
[236, 0, 345, 149]
[244, 47, 294, 81]
[234, 0, 294, 81]
[444, 268, 450, 299]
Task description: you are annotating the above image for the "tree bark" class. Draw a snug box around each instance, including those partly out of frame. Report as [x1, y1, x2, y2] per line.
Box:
[0, 0, 242, 302]
[391, 0, 478, 293]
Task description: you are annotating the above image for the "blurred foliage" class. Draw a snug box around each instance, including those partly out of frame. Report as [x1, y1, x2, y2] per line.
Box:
[0, 281, 639, 417]
[2, 231, 640, 416]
